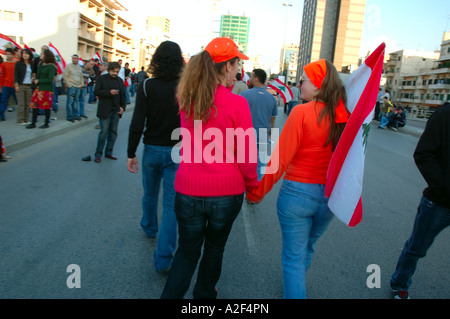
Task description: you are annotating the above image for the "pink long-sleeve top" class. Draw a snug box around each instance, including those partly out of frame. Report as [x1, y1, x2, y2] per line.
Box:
[175, 84, 259, 197]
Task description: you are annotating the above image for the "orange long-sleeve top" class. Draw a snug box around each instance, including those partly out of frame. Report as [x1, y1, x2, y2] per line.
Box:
[0, 61, 16, 88]
[247, 101, 334, 202]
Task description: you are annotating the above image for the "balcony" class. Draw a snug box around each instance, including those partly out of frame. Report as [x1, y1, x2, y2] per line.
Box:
[425, 99, 445, 106]
[428, 83, 450, 90]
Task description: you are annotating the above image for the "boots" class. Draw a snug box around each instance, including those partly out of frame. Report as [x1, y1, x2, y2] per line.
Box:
[39, 109, 50, 129]
[26, 109, 38, 129]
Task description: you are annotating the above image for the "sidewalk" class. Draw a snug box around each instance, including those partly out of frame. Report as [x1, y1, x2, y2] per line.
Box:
[0, 93, 135, 154]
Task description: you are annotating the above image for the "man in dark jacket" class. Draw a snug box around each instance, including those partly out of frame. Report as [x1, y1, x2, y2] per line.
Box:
[390, 102, 450, 299]
[92, 62, 126, 163]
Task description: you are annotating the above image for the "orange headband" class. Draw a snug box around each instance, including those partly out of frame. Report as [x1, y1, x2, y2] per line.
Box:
[303, 59, 327, 90]
[303, 59, 349, 124]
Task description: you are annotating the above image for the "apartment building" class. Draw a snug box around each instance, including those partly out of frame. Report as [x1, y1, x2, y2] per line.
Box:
[1, 0, 134, 65]
[297, 0, 366, 79]
[394, 33, 450, 118]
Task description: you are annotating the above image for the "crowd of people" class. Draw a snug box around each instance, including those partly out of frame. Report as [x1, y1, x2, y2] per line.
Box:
[1, 38, 448, 300]
[0, 44, 147, 162]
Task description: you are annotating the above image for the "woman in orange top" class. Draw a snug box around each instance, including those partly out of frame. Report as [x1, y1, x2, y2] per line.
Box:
[247, 59, 349, 299]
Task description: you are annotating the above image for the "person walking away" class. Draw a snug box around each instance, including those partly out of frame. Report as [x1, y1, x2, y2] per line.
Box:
[231, 72, 248, 95]
[63, 54, 84, 122]
[92, 62, 126, 163]
[246, 59, 350, 299]
[240, 69, 278, 180]
[127, 41, 185, 273]
[26, 50, 57, 129]
[0, 48, 17, 121]
[160, 37, 258, 299]
[287, 82, 301, 115]
[390, 102, 450, 299]
[135, 67, 149, 88]
[14, 48, 34, 125]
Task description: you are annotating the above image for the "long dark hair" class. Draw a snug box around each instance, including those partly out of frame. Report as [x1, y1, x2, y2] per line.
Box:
[148, 41, 184, 81]
[42, 49, 56, 65]
[315, 60, 348, 151]
[20, 48, 34, 64]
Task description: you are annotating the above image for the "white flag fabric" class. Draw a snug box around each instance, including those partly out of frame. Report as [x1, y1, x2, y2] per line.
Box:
[268, 78, 293, 103]
[325, 43, 386, 227]
[0, 33, 22, 55]
[48, 43, 67, 75]
[92, 52, 102, 62]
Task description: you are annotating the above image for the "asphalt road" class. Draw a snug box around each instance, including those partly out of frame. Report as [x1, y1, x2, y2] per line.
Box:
[0, 108, 448, 300]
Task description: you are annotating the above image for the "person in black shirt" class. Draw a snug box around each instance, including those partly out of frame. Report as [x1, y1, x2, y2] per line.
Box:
[127, 41, 184, 274]
[390, 102, 450, 299]
[92, 62, 126, 163]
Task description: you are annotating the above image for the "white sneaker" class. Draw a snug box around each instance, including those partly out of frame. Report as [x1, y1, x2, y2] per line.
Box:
[7, 108, 13, 112]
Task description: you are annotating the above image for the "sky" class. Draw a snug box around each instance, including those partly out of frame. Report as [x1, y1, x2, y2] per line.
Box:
[121, 0, 450, 63]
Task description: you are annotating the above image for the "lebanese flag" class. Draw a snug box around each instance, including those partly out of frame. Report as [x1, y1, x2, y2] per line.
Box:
[268, 78, 293, 103]
[0, 33, 22, 55]
[92, 52, 102, 62]
[48, 42, 67, 75]
[325, 43, 386, 227]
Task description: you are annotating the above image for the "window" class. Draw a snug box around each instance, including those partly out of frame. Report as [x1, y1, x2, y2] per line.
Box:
[4, 11, 16, 20]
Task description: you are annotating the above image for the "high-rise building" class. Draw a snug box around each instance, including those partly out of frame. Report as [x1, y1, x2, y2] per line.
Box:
[219, 15, 250, 54]
[297, 0, 366, 77]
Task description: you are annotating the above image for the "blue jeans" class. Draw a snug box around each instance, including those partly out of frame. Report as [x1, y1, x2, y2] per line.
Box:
[66, 87, 80, 120]
[125, 86, 130, 103]
[255, 128, 269, 181]
[390, 196, 450, 291]
[160, 193, 244, 299]
[287, 100, 298, 115]
[52, 82, 59, 112]
[140, 145, 179, 272]
[87, 85, 95, 103]
[79, 88, 87, 116]
[95, 112, 120, 157]
[276, 180, 334, 299]
[0, 86, 17, 120]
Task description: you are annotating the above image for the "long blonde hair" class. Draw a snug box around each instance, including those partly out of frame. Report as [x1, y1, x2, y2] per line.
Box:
[177, 51, 238, 122]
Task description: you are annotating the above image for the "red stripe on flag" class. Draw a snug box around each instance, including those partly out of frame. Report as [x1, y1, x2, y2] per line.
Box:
[349, 197, 363, 227]
[325, 43, 385, 198]
[0, 33, 22, 55]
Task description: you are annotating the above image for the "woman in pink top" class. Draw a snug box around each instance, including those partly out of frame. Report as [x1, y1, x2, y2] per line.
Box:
[160, 38, 258, 299]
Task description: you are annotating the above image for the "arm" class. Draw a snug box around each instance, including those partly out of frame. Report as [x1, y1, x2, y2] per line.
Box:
[127, 82, 148, 171]
[234, 98, 259, 191]
[413, 113, 444, 193]
[247, 106, 303, 203]
[94, 76, 113, 98]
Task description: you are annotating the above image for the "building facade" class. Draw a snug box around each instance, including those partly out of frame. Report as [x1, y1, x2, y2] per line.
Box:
[219, 15, 250, 54]
[297, 0, 366, 79]
[1, 0, 136, 66]
[392, 34, 450, 118]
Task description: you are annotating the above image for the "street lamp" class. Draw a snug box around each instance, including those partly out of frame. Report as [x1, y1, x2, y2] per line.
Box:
[281, 3, 293, 83]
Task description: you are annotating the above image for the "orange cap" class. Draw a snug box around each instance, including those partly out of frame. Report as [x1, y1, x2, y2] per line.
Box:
[303, 59, 327, 89]
[205, 38, 249, 63]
